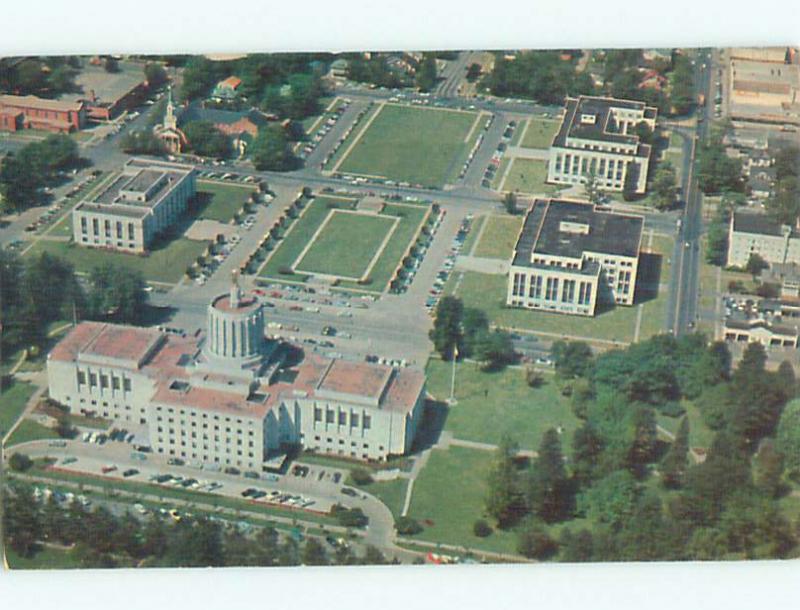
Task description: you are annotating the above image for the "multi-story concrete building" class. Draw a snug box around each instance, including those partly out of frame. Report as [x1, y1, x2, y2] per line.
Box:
[507, 198, 643, 316]
[727, 210, 800, 268]
[72, 158, 196, 253]
[547, 96, 657, 195]
[46, 280, 426, 467]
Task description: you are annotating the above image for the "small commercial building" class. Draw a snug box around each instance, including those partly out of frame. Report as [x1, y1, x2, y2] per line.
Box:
[72, 158, 196, 253]
[727, 50, 800, 126]
[46, 282, 426, 467]
[211, 76, 242, 102]
[507, 198, 643, 316]
[547, 96, 657, 195]
[727, 210, 800, 268]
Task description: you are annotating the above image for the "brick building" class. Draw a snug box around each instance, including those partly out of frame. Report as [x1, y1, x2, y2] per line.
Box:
[0, 94, 86, 133]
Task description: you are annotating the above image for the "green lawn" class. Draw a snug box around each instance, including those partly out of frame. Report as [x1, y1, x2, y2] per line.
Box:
[261, 196, 427, 293]
[25, 236, 210, 284]
[472, 215, 523, 260]
[451, 271, 639, 343]
[406, 446, 519, 555]
[427, 359, 579, 450]
[296, 211, 397, 279]
[656, 400, 715, 451]
[0, 380, 36, 440]
[326, 104, 381, 169]
[4, 418, 59, 447]
[338, 104, 478, 188]
[490, 157, 511, 190]
[519, 118, 560, 149]
[5, 546, 83, 570]
[461, 215, 485, 256]
[358, 478, 409, 519]
[195, 181, 256, 223]
[502, 158, 558, 195]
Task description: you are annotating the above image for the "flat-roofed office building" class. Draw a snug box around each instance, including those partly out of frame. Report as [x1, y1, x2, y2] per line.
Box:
[507, 198, 643, 316]
[547, 96, 657, 195]
[72, 158, 196, 253]
[727, 210, 800, 268]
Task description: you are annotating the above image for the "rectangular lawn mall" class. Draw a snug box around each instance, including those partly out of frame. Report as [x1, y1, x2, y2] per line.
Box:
[337, 104, 480, 188]
[295, 210, 398, 279]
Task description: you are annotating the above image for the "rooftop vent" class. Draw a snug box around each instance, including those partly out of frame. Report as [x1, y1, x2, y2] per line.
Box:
[559, 220, 590, 235]
[580, 113, 597, 125]
[169, 380, 190, 393]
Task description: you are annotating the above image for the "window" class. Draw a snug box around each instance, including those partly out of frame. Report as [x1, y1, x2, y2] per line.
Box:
[326, 409, 335, 424]
[512, 273, 526, 297]
[116, 221, 123, 239]
[123, 378, 132, 392]
[528, 275, 542, 299]
[112, 376, 120, 390]
[363, 415, 371, 430]
[80, 217, 87, 233]
[561, 279, 576, 303]
[100, 374, 109, 389]
[351, 413, 359, 427]
[545, 277, 559, 301]
[128, 223, 135, 240]
[89, 373, 97, 387]
[338, 411, 346, 425]
[92, 218, 99, 235]
[77, 371, 86, 385]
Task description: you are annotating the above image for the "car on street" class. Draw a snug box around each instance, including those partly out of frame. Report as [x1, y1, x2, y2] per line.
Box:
[341, 487, 358, 497]
[122, 468, 139, 478]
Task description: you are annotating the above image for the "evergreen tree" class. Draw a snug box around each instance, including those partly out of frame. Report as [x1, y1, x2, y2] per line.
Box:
[485, 434, 525, 527]
[528, 428, 571, 523]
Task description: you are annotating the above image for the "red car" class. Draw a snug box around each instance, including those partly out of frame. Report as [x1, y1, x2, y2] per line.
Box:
[101, 465, 117, 474]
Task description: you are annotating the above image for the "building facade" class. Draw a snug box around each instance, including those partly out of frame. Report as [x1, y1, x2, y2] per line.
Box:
[72, 158, 196, 253]
[46, 282, 426, 468]
[727, 210, 800, 268]
[547, 96, 657, 195]
[0, 94, 86, 133]
[507, 199, 643, 316]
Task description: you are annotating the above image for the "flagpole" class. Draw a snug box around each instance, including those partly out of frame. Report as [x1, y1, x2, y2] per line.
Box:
[449, 343, 457, 404]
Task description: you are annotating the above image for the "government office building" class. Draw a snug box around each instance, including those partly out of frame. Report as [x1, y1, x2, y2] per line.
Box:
[72, 158, 196, 254]
[46, 281, 426, 468]
[727, 210, 800, 268]
[547, 96, 658, 195]
[507, 199, 644, 316]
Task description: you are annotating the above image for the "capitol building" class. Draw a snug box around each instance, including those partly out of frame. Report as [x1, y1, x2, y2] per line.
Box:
[46, 279, 426, 469]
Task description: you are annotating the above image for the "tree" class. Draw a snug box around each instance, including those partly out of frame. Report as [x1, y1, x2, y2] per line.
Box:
[251, 125, 296, 171]
[528, 428, 571, 523]
[571, 423, 603, 486]
[429, 296, 463, 360]
[395, 516, 423, 535]
[577, 470, 638, 529]
[2, 483, 42, 557]
[754, 439, 785, 499]
[473, 519, 493, 537]
[120, 129, 166, 156]
[745, 253, 768, 277]
[525, 368, 544, 388]
[104, 57, 120, 73]
[302, 538, 329, 566]
[583, 170, 602, 204]
[182, 121, 232, 158]
[466, 63, 482, 83]
[660, 416, 689, 489]
[144, 63, 168, 89]
[651, 162, 677, 210]
[416, 54, 438, 92]
[776, 399, 800, 474]
[485, 434, 525, 527]
[516, 519, 558, 559]
[696, 135, 743, 195]
[503, 191, 518, 215]
[551, 340, 593, 379]
[461, 307, 489, 357]
[8, 452, 33, 472]
[559, 528, 594, 562]
[472, 328, 514, 371]
[705, 220, 728, 266]
[86, 263, 147, 324]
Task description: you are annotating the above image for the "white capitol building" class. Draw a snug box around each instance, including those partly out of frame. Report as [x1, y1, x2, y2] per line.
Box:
[46, 278, 426, 469]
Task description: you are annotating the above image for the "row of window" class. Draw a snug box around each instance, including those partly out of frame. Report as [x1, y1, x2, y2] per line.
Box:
[76, 369, 132, 392]
[80, 216, 136, 241]
[511, 273, 594, 306]
[156, 446, 256, 469]
[313, 407, 371, 429]
[156, 436, 256, 458]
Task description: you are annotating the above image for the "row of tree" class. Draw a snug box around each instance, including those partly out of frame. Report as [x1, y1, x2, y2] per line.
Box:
[0, 134, 83, 212]
[3, 480, 394, 567]
[429, 296, 515, 370]
[485, 334, 800, 560]
[0, 250, 147, 360]
[0, 56, 81, 98]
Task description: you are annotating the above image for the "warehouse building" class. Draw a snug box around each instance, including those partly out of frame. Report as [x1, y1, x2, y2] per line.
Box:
[507, 198, 643, 316]
[547, 96, 657, 195]
[46, 280, 426, 467]
[71, 158, 196, 253]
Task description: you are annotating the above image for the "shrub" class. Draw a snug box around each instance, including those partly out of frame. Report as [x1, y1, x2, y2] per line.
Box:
[473, 519, 493, 537]
[350, 468, 373, 486]
[517, 522, 558, 559]
[395, 516, 423, 536]
[330, 504, 369, 528]
[9, 453, 33, 472]
[525, 368, 545, 388]
[657, 401, 686, 418]
[278, 266, 294, 275]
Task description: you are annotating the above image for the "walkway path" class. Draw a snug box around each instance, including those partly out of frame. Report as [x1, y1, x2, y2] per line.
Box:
[505, 146, 549, 160]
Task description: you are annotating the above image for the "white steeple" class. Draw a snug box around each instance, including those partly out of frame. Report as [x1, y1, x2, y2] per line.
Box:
[164, 85, 177, 130]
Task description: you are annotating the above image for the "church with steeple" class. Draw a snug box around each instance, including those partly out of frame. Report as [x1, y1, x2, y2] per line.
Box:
[153, 85, 187, 154]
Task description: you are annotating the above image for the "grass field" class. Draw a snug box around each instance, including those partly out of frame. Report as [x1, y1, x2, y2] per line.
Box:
[4, 419, 59, 447]
[357, 478, 409, 519]
[25, 237, 210, 284]
[406, 446, 519, 554]
[472, 215, 523, 260]
[490, 157, 511, 190]
[427, 359, 578, 450]
[295, 211, 397, 279]
[195, 181, 256, 223]
[260, 196, 427, 293]
[461, 215, 485, 256]
[5, 546, 83, 570]
[338, 104, 478, 188]
[519, 118, 560, 149]
[501, 158, 558, 195]
[451, 271, 648, 343]
[656, 400, 715, 451]
[0, 380, 36, 440]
